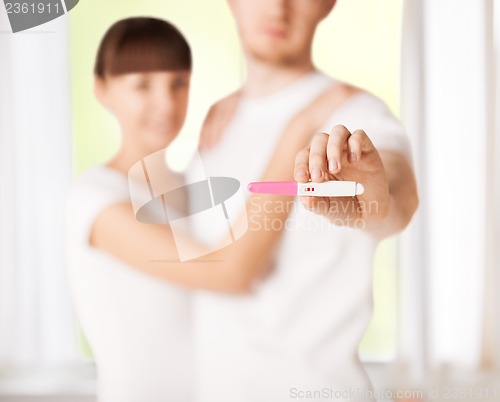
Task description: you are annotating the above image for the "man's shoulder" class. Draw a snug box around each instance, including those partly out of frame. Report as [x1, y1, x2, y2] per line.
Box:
[199, 90, 242, 148]
[321, 79, 389, 114]
[330, 80, 365, 101]
[207, 90, 241, 114]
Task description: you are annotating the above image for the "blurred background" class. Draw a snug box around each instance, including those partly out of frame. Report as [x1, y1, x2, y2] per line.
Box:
[0, 0, 498, 400]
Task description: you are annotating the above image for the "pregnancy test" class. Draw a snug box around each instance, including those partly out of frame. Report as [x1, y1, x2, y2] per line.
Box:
[247, 181, 364, 197]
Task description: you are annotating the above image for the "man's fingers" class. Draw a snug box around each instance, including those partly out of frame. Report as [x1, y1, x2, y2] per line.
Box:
[309, 132, 329, 182]
[295, 127, 375, 185]
[347, 129, 374, 163]
[300, 196, 330, 215]
[294, 146, 311, 182]
[346, 129, 363, 163]
[326, 125, 351, 174]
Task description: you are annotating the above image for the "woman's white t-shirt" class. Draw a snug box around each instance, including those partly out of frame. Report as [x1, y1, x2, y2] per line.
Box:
[64, 165, 193, 402]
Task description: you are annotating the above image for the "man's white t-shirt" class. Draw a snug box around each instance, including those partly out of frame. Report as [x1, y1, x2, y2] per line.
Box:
[187, 70, 412, 402]
[64, 166, 193, 402]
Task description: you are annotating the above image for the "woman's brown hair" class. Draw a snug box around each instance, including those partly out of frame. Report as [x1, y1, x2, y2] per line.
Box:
[94, 17, 192, 78]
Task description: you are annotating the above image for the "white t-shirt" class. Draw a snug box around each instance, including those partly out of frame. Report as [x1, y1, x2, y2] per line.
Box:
[187, 70, 412, 402]
[64, 165, 193, 402]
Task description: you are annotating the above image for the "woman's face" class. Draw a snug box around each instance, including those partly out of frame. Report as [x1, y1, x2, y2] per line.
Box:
[95, 70, 191, 153]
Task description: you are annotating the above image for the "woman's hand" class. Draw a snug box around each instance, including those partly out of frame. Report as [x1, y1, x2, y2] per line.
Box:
[198, 91, 241, 149]
[294, 125, 391, 232]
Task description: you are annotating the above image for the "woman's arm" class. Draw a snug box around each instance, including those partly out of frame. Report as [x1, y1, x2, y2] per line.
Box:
[90, 83, 359, 293]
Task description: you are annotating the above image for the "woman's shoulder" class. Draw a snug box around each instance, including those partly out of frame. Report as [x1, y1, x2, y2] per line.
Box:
[71, 165, 127, 190]
[66, 165, 130, 208]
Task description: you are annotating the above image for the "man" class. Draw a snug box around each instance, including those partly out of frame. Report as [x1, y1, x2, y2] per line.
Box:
[190, 1, 419, 401]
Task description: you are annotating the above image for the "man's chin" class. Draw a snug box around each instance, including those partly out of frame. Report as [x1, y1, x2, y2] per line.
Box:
[247, 46, 298, 66]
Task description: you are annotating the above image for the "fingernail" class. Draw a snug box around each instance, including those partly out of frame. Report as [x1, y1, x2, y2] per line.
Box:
[311, 167, 322, 180]
[296, 169, 307, 178]
[328, 158, 338, 172]
[349, 152, 357, 163]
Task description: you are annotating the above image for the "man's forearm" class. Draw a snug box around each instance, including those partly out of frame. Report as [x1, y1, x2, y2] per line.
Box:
[366, 150, 419, 239]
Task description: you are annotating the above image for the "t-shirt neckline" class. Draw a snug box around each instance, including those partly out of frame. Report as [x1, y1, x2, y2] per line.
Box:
[239, 69, 328, 107]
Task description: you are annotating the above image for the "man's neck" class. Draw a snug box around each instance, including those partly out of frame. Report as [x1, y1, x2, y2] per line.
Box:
[242, 54, 316, 98]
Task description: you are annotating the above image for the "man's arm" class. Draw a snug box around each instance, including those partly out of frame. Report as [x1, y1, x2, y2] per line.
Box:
[373, 149, 419, 238]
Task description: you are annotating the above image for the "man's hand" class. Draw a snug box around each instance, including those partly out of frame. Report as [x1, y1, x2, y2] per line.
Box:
[294, 125, 418, 238]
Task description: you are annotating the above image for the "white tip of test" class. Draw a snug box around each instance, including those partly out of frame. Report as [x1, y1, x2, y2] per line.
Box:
[355, 183, 365, 195]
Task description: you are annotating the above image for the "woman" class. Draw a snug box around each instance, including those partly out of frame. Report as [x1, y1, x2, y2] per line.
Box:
[64, 17, 195, 402]
[64, 16, 352, 402]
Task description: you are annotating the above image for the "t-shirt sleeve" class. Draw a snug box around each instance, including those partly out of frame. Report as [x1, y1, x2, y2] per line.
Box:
[319, 91, 414, 166]
[64, 169, 131, 248]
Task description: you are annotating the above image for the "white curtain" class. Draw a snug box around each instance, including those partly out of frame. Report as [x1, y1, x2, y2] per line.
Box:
[0, 13, 78, 368]
[399, 0, 499, 376]
[494, 0, 500, 370]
